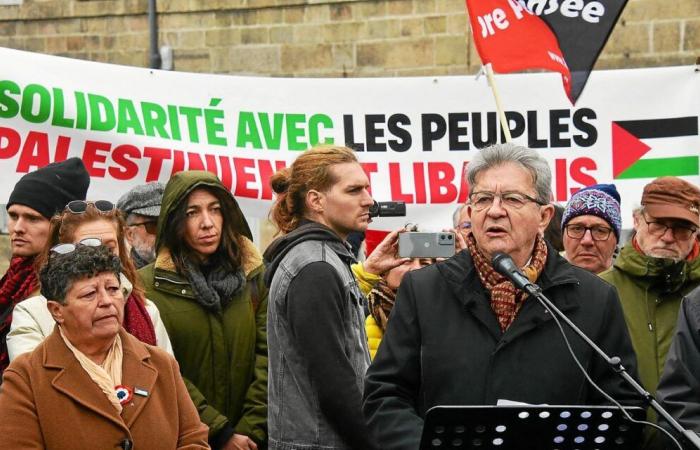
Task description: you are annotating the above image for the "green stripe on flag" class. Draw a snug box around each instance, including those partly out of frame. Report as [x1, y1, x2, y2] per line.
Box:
[616, 156, 699, 179]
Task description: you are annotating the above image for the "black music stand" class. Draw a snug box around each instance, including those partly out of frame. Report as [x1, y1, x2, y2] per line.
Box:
[420, 405, 645, 449]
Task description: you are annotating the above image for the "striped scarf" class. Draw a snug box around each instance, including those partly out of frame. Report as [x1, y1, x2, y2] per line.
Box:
[467, 234, 548, 332]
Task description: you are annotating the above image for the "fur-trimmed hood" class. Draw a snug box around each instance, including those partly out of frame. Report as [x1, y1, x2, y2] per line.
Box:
[154, 237, 263, 279]
[155, 170, 252, 253]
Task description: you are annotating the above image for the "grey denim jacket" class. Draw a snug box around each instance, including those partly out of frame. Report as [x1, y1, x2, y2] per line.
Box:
[267, 239, 371, 450]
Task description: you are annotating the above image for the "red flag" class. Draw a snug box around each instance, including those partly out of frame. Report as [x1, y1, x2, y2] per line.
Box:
[465, 0, 572, 101]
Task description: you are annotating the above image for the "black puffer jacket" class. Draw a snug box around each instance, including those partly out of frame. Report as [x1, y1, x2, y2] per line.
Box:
[363, 245, 644, 450]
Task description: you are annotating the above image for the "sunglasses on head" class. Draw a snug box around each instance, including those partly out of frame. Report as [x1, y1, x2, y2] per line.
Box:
[48, 238, 103, 269]
[65, 200, 115, 214]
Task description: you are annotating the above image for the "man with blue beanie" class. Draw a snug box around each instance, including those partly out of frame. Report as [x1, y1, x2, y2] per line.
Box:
[561, 183, 621, 274]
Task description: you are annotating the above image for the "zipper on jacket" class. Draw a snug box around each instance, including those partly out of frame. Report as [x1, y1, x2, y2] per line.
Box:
[154, 274, 189, 285]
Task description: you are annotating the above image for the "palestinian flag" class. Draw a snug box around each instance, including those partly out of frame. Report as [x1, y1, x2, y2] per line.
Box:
[465, 0, 627, 104]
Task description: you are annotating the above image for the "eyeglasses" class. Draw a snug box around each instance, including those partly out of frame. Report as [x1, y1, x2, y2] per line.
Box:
[48, 238, 102, 269]
[128, 221, 158, 235]
[469, 191, 546, 211]
[565, 224, 614, 241]
[642, 214, 698, 241]
[65, 200, 115, 214]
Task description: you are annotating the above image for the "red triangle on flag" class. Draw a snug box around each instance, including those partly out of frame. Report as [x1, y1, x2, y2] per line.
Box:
[612, 122, 652, 178]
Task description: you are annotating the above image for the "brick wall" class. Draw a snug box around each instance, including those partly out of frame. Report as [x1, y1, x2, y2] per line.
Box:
[0, 0, 698, 77]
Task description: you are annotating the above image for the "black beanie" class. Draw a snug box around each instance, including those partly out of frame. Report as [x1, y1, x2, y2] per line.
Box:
[7, 158, 90, 219]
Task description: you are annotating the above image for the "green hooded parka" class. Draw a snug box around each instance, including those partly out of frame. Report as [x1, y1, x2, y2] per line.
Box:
[139, 171, 267, 446]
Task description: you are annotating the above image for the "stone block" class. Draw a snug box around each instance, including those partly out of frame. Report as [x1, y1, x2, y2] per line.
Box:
[55, 19, 82, 34]
[357, 41, 388, 67]
[211, 11, 233, 27]
[23, 36, 47, 53]
[399, 17, 423, 37]
[281, 43, 333, 72]
[270, 25, 295, 43]
[332, 42, 355, 69]
[205, 28, 241, 47]
[424, 15, 446, 34]
[684, 19, 700, 51]
[652, 21, 681, 53]
[447, 65, 471, 75]
[173, 49, 211, 72]
[435, 35, 468, 65]
[178, 30, 205, 48]
[0, 22, 16, 37]
[124, 15, 148, 32]
[396, 66, 448, 76]
[241, 27, 269, 44]
[324, 21, 363, 42]
[45, 35, 68, 53]
[436, 0, 466, 14]
[160, 12, 197, 30]
[358, 37, 433, 69]
[386, 0, 412, 16]
[353, 2, 386, 19]
[257, 8, 284, 24]
[364, 18, 401, 39]
[330, 4, 353, 21]
[414, 0, 436, 14]
[446, 13, 468, 34]
[603, 22, 651, 55]
[622, 0, 700, 22]
[305, 4, 330, 23]
[284, 7, 305, 24]
[294, 24, 324, 43]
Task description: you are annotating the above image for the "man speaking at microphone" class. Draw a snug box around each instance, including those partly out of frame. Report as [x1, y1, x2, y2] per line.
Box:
[363, 143, 642, 449]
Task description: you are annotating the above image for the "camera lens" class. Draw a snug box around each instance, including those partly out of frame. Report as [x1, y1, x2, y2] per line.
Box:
[448, 235, 453, 240]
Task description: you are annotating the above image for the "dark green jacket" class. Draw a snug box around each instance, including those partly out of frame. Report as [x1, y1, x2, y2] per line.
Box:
[139, 170, 267, 446]
[600, 244, 700, 398]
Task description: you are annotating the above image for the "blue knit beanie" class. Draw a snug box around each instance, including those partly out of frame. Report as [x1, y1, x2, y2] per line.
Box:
[561, 184, 622, 241]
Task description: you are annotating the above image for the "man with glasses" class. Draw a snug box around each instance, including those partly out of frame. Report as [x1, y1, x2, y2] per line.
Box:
[561, 184, 621, 274]
[0, 158, 90, 379]
[601, 177, 700, 425]
[364, 143, 641, 450]
[452, 203, 471, 240]
[116, 182, 164, 269]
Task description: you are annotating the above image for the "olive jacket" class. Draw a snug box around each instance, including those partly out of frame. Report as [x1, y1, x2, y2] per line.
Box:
[600, 244, 700, 397]
[139, 170, 267, 447]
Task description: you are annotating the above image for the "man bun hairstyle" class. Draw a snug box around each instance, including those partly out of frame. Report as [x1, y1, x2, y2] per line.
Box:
[269, 146, 358, 234]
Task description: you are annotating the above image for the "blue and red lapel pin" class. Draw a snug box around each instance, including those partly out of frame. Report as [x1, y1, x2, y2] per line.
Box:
[115, 385, 133, 405]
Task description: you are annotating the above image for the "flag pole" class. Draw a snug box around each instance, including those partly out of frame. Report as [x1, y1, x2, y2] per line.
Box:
[483, 63, 512, 143]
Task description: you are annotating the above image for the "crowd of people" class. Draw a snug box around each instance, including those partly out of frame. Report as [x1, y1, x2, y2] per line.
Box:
[0, 143, 698, 450]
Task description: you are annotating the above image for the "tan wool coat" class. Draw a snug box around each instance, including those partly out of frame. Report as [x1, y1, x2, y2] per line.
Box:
[0, 326, 210, 449]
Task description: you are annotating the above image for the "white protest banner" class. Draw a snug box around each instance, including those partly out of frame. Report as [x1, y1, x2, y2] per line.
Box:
[1, 47, 698, 231]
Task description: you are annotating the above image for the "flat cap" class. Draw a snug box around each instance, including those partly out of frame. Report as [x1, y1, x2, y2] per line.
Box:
[116, 182, 165, 218]
[641, 177, 700, 227]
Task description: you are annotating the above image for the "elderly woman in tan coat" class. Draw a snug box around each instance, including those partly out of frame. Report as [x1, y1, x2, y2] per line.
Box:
[0, 244, 208, 450]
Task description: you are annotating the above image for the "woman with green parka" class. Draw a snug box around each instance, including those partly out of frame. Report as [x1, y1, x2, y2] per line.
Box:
[139, 171, 267, 450]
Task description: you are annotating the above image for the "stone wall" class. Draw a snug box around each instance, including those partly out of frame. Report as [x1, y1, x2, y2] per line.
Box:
[0, 0, 698, 77]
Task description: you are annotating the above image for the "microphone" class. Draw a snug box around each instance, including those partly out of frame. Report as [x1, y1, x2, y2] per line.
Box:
[491, 252, 538, 294]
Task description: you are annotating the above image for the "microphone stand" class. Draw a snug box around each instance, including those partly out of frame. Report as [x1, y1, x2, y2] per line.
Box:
[518, 280, 700, 450]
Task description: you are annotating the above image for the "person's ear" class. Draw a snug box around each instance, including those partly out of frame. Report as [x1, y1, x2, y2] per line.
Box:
[539, 204, 555, 233]
[47, 300, 64, 324]
[305, 189, 325, 214]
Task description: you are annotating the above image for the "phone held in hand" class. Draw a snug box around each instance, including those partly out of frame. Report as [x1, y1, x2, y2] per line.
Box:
[398, 232, 456, 259]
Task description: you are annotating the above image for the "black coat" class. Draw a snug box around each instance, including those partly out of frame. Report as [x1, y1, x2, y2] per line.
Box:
[363, 246, 643, 450]
[657, 286, 700, 434]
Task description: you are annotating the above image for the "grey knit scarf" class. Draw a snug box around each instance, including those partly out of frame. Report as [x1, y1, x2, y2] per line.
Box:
[183, 259, 245, 312]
